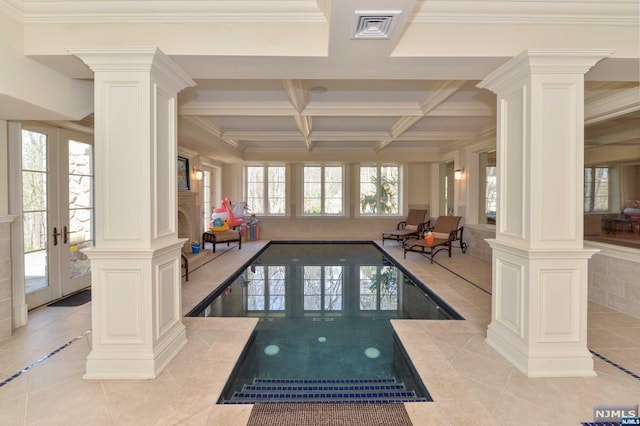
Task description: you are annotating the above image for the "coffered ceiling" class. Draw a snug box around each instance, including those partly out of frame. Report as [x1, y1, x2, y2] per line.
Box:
[12, 0, 638, 164]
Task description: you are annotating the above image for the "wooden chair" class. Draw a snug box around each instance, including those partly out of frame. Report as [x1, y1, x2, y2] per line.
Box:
[381, 209, 429, 245]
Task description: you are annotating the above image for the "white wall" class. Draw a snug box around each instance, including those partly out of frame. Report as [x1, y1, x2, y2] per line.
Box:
[0, 10, 93, 121]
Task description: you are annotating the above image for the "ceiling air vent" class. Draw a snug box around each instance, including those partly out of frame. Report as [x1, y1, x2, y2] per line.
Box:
[352, 10, 401, 39]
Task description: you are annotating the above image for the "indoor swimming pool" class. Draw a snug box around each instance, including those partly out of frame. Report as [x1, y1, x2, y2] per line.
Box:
[187, 242, 462, 404]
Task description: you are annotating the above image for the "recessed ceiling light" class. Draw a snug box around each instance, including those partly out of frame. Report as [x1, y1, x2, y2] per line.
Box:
[310, 86, 328, 94]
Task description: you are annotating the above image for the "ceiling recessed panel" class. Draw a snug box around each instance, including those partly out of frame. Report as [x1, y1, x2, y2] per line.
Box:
[212, 116, 299, 132]
[409, 116, 494, 132]
[312, 116, 397, 131]
[306, 80, 433, 102]
[189, 79, 291, 102]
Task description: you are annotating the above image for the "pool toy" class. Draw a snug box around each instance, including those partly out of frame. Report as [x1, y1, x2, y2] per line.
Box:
[209, 216, 230, 232]
[213, 197, 246, 228]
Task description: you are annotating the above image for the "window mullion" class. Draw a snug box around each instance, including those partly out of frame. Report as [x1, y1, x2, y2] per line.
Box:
[320, 165, 325, 214]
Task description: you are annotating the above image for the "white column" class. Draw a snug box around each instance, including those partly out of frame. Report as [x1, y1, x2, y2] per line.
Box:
[68, 47, 195, 379]
[478, 49, 611, 377]
[0, 119, 19, 341]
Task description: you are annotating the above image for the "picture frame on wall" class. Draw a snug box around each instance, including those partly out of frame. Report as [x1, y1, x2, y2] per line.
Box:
[177, 156, 190, 191]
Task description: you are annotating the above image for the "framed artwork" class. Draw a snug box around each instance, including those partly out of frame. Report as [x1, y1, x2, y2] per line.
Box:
[177, 156, 190, 191]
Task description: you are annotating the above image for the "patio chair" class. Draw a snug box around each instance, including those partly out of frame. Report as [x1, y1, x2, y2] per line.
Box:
[382, 209, 429, 245]
[402, 215, 467, 263]
[430, 215, 467, 253]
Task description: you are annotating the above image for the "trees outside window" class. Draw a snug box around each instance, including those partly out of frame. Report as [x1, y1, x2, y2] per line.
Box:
[584, 167, 610, 213]
[246, 165, 286, 215]
[303, 165, 343, 215]
[359, 165, 400, 215]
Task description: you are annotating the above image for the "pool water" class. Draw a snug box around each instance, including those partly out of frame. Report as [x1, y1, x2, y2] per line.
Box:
[188, 242, 462, 403]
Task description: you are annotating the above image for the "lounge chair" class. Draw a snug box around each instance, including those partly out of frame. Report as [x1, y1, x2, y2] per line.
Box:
[382, 209, 429, 245]
[402, 215, 467, 262]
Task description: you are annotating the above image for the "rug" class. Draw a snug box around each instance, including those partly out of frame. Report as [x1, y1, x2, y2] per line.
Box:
[47, 289, 91, 307]
[247, 403, 413, 426]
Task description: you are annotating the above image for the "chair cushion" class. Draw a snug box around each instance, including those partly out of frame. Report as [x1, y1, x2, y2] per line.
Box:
[212, 230, 240, 242]
[405, 224, 418, 231]
[433, 232, 450, 240]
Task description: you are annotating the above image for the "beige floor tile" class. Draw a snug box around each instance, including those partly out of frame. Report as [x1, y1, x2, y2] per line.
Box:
[450, 350, 514, 392]
[0, 395, 26, 426]
[491, 393, 579, 426]
[0, 241, 638, 425]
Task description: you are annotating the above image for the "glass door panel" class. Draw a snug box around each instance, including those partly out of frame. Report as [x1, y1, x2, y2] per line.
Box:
[21, 127, 94, 308]
[66, 139, 94, 289]
[22, 128, 62, 308]
[21, 130, 49, 294]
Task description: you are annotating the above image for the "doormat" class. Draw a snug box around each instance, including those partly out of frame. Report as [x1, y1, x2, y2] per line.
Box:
[247, 403, 413, 426]
[47, 289, 91, 307]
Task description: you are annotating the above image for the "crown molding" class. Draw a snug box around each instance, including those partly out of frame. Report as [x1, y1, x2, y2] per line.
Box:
[37, 120, 94, 135]
[0, 0, 23, 21]
[22, 0, 326, 23]
[585, 86, 640, 125]
[478, 49, 614, 93]
[412, 1, 639, 26]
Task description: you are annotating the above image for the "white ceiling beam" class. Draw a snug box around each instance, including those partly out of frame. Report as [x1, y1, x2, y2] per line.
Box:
[183, 116, 245, 151]
[585, 127, 640, 146]
[418, 80, 467, 114]
[376, 80, 466, 151]
[283, 79, 314, 151]
[283, 79, 309, 113]
[585, 86, 640, 125]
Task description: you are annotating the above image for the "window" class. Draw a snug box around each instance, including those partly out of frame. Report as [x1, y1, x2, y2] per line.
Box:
[440, 162, 454, 216]
[485, 166, 497, 223]
[203, 170, 211, 231]
[584, 167, 610, 213]
[359, 265, 399, 311]
[477, 150, 497, 224]
[303, 165, 344, 215]
[245, 165, 286, 215]
[359, 165, 400, 215]
[303, 266, 343, 311]
[246, 265, 286, 311]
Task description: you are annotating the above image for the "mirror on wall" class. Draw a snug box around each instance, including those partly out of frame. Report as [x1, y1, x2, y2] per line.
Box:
[439, 161, 454, 216]
[583, 110, 640, 249]
[478, 151, 497, 225]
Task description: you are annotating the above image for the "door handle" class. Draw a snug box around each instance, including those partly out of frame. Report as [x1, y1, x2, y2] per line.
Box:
[53, 227, 61, 246]
[63, 225, 69, 244]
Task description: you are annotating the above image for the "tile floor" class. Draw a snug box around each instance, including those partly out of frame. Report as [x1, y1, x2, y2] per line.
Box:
[0, 240, 639, 425]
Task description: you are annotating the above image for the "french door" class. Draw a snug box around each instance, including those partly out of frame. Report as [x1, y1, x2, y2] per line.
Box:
[20, 125, 94, 308]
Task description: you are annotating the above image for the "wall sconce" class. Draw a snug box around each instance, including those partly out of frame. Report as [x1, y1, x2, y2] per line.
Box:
[193, 168, 203, 181]
[454, 168, 464, 181]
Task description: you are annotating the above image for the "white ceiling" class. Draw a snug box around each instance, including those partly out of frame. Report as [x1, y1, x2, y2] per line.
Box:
[16, 0, 638, 164]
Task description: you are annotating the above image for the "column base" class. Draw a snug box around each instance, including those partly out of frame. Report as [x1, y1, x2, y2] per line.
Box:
[486, 322, 596, 378]
[84, 321, 186, 380]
